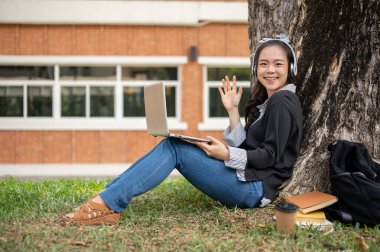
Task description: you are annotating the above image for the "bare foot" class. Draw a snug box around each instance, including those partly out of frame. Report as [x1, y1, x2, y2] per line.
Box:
[92, 195, 106, 205]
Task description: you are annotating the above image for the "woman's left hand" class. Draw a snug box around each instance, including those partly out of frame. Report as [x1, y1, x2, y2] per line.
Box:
[192, 136, 230, 161]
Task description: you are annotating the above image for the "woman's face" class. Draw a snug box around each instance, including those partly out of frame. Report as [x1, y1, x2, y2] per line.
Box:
[257, 45, 289, 97]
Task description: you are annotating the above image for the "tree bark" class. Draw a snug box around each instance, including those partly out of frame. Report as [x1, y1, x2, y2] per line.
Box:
[248, 0, 298, 50]
[248, 0, 380, 195]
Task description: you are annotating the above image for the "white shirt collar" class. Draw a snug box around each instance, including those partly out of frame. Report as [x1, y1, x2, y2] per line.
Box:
[280, 83, 296, 93]
[257, 84, 296, 110]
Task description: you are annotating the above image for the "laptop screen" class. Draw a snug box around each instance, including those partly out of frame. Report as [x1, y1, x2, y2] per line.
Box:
[144, 82, 170, 137]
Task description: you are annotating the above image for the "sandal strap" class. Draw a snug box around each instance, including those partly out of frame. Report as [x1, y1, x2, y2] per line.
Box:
[72, 198, 116, 221]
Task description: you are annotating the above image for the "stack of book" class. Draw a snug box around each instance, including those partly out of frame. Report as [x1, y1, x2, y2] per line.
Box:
[285, 190, 338, 229]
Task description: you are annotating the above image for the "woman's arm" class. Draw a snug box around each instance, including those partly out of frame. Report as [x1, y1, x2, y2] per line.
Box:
[193, 76, 245, 161]
[218, 75, 243, 130]
[223, 122, 246, 147]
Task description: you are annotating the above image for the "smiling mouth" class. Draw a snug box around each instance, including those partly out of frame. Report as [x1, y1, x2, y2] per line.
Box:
[264, 77, 278, 81]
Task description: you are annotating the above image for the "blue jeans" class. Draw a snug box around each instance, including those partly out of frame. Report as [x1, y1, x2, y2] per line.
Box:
[100, 138, 264, 213]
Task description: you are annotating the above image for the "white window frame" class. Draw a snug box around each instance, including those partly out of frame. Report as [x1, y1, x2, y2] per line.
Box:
[197, 56, 251, 131]
[119, 67, 182, 120]
[59, 65, 117, 119]
[0, 56, 187, 130]
[0, 78, 55, 119]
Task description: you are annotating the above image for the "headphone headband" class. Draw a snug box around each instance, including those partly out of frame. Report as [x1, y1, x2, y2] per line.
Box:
[251, 34, 297, 77]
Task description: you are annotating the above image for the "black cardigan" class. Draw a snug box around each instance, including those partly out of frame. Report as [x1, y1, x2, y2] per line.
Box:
[239, 90, 303, 201]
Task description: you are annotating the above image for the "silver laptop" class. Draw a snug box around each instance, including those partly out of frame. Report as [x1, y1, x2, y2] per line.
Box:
[144, 82, 211, 143]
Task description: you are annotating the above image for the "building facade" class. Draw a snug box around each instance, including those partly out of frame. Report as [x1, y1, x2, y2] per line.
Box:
[0, 0, 251, 177]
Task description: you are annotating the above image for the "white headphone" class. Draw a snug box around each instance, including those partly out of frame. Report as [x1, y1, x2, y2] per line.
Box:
[251, 34, 297, 77]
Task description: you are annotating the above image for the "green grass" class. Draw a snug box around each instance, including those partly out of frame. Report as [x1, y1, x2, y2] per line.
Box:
[0, 176, 379, 251]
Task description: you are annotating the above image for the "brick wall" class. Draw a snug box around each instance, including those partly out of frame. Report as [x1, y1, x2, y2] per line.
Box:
[0, 23, 249, 164]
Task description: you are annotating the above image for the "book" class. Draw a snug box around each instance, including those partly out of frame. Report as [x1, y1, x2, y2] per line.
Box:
[296, 210, 326, 224]
[285, 190, 338, 214]
[272, 211, 332, 231]
[296, 218, 334, 231]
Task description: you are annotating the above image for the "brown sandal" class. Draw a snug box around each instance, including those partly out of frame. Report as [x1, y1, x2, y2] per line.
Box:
[63, 197, 120, 225]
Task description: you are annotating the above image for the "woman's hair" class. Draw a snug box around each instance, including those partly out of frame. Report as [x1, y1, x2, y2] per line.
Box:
[244, 40, 295, 130]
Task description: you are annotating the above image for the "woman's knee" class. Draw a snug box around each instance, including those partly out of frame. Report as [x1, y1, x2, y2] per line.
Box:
[237, 181, 264, 208]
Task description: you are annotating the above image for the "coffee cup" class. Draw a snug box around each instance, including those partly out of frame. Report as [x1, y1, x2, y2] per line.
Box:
[275, 201, 298, 234]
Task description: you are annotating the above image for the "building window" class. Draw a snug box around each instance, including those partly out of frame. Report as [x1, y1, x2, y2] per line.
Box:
[0, 66, 54, 80]
[207, 67, 251, 118]
[60, 66, 116, 80]
[121, 67, 179, 118]
[121, 67, 177, 81]
[0, 86, 23, 117]
[0, 65, 55, 118]
[165, 86, 176, 117]
[197, 57, 251, 131]
[27, 86, 53, 117]
[90, 86, 115, 117]
[123, 87, 144, 117]
[61, 86, 86, 117]
[59, 66, 178, 119]
[0, 56, 187, 130]
[122, 86, 176, 117]
[60, 66, 117, 118]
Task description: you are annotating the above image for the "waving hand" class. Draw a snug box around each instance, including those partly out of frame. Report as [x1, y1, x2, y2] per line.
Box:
[218, 75, 243, 128]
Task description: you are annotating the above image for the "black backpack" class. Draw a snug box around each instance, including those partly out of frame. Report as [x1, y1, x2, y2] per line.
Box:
[326, 140, 380, 226]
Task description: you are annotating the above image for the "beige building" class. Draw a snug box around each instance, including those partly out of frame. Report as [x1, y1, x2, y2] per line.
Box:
[0, 0, 251, 177]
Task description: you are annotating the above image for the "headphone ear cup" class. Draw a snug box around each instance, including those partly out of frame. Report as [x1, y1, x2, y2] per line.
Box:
[290, 61, 298, 77]
[292, 61, 297, 77]
[290, 63, 294, 77]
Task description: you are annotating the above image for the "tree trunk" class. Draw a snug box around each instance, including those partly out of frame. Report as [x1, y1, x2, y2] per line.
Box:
[248, 0, 380, 195]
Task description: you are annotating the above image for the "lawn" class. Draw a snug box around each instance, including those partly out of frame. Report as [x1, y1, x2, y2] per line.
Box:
[0, 176, 379, 251]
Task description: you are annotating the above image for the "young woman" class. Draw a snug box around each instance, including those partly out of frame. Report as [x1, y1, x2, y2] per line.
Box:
[63, 35, 303, 225]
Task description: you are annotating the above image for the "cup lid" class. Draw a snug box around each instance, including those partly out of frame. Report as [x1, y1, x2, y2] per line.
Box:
[275, 201, 298, 213]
